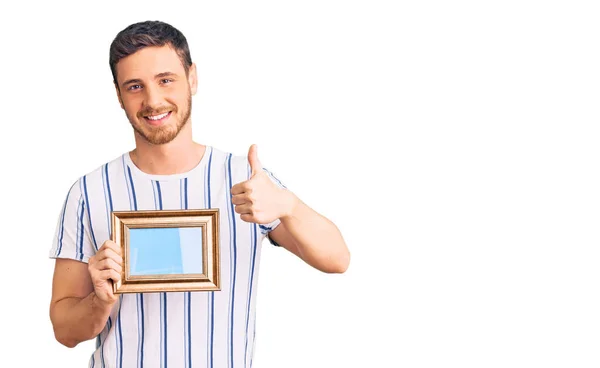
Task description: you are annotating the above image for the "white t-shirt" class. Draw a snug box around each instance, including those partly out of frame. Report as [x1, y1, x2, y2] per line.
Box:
[49, 146, 284, 368]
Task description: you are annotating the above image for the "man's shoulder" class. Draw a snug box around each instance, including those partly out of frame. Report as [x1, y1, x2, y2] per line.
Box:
[65, 152, 127, 190]
[205, 146, 252, 184]
[208, 146, 249, 167]
[83, 152, 127, 178]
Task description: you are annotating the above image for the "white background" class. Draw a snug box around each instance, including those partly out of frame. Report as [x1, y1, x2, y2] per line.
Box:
[2, 0, 600, 367]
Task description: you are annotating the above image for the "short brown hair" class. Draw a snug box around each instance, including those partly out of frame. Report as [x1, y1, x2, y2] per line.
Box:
[109, 20, 193, 85]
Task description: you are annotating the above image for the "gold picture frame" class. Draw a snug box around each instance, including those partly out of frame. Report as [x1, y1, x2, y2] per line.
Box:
[111, 209, 220, 294]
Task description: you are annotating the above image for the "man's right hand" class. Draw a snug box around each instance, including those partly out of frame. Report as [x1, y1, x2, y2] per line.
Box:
[88, 240, 122, 305]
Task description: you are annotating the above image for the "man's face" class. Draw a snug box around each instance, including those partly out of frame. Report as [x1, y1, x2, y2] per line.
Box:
[115, 45, 197, 145]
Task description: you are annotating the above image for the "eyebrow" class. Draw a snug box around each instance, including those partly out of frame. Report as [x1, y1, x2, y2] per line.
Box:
[121, 72, 178, 88]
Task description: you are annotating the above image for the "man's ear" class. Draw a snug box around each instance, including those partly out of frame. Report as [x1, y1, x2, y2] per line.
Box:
[114, 82, 124, 109]
[188, 63, 198, 96]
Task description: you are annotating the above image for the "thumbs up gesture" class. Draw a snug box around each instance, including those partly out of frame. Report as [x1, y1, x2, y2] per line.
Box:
[231, 144, 294, 224]
[247, 143, 263, 178]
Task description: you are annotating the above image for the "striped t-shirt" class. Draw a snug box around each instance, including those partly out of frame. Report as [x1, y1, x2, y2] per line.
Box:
[49, 146, 284, 368]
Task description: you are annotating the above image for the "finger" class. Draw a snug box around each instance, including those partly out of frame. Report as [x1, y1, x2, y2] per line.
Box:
[99, 240, 122, 255]
[95, 258, 123, 273]
[99, 269, 121, 283]
[98, 248, 124, 266]
[234, 204, 253, 215]
[231, 181, 251, 196]
[90, 249, 122, 272]
[248, 144, 263, 177]
[231, 193, 251, 205]
[240, 213, 257, 223]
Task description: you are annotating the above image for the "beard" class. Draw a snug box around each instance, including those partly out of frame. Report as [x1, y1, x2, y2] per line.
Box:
[127, 93, 192, 145]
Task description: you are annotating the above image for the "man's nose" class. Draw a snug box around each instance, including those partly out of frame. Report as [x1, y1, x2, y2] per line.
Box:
[142, 85, 163, 111]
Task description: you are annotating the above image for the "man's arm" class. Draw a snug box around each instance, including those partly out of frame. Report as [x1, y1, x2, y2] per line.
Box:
[231, 144, 350, 273]
[50, 241, 122, 348]
[268, 192, 350, 273]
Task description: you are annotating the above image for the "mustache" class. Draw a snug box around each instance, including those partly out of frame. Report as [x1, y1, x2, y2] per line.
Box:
[137, 105, 177, 118]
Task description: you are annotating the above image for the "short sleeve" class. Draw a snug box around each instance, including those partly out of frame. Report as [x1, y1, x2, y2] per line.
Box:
[259, 167, 287, 246]
[49, 179, 97, 263]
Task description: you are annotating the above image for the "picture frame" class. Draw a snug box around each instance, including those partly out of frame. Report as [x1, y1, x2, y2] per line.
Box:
[111, 209, 220, 294]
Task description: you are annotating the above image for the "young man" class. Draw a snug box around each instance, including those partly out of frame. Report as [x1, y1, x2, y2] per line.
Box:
[48, 20, 350, 368]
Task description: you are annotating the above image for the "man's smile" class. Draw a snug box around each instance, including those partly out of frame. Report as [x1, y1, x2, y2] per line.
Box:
[144, 111, 172, 125]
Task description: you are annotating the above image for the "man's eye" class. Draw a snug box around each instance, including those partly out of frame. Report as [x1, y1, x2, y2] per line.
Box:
[128, 84, 142, 91]
[161, 79, 173, 84]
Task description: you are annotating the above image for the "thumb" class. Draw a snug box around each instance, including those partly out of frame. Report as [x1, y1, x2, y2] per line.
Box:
[248, 144, 263, 176]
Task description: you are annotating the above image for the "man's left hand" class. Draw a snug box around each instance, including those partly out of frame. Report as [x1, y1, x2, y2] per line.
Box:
[231, 144, 295, 224]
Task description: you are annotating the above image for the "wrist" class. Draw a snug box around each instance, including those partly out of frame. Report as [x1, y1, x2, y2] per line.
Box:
[280, 189, 299, 222]
[89, 292, 115, 338]
[92, 291, 116, 311]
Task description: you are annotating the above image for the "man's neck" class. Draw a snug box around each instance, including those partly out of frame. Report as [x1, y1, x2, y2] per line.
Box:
[130, 125, 206, 176]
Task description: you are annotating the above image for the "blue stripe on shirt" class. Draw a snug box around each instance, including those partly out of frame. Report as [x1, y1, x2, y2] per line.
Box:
[163, 292, 168, 368]
[102, 167, 122, 368]
[226, 154, 238, 368]
[77, 195, 85, 260]
[157, 181, 163, 210]
[206, 148, 215, 368]
[116, 296, 124, 368]
[153, 181, 168, 368]
[83, 175, 99, 250]
[244, 222, 258, 367]
[56, 184, 72, 257]
[124, 157, 144, 368]
[183, 178, 192, 368]
[127, 165, 138, 210]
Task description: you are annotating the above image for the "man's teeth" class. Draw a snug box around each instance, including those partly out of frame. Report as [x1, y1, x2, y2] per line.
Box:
[147, 112, 169, 121]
